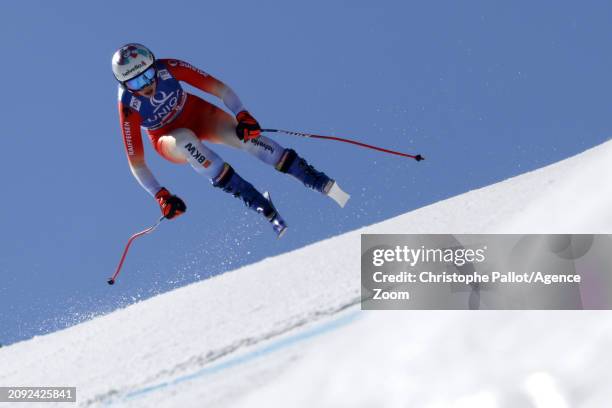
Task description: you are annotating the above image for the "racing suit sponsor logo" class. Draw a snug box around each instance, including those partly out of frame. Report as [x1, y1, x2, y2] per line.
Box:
[129, 96, 142, 111]
[250, 138, 275, 154]
[184, 142, 207, 164]
[145, 90, 186, 128]
[123, 121, 135, 156]
[178, 61, 209, 77]
[158, 69, 171, 80]
[151, 91, 177, 113]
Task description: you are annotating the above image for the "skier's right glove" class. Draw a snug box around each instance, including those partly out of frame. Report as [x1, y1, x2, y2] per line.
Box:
[235, 110, 261, 143]
[155, 187, 186, 219]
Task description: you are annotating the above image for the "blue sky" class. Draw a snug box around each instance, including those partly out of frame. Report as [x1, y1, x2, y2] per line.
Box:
[1, 1, 611, 345]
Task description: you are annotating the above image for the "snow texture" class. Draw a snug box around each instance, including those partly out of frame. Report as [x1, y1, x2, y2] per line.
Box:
[2, 141, 612, 407]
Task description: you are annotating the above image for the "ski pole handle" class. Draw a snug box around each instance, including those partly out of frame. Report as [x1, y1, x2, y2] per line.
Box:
[107, 216, 166, 285]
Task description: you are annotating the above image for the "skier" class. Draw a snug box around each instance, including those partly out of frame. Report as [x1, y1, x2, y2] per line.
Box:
[112, 43, 349, 237]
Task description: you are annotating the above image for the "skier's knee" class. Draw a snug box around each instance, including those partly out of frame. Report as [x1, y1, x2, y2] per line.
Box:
[155, 128, 201, 163]
[156, 135, 186, 164]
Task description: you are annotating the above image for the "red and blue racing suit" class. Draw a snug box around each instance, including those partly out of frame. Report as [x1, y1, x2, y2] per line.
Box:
[118, 59, 285, 196]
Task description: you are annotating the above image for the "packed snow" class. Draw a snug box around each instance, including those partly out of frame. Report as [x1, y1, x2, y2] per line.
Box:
[2, 141, 612, 407]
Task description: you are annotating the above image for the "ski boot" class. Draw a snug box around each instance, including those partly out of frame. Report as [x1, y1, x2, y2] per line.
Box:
[276, 149, 350, 207]
[213, 164, 288, 238]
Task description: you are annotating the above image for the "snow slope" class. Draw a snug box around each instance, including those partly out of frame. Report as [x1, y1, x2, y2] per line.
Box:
[2, 141, 612, 407]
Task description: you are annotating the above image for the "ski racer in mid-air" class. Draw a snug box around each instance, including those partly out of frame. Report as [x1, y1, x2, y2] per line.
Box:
[112, 43, 349, 237]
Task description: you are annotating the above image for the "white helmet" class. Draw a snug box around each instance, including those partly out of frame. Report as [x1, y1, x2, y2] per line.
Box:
[112, 43, 155, 83]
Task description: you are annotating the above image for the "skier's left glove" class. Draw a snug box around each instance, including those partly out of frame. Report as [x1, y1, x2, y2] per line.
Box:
[235, 110, 261, 143]
[155, 187, 186, 219]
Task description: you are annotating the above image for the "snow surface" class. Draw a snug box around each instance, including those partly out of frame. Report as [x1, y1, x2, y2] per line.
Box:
[2, 141, 612, 407]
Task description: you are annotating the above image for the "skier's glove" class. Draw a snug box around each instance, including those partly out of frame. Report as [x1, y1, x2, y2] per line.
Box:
[155, 187, 186, 219]
[235, 110, 261, 143]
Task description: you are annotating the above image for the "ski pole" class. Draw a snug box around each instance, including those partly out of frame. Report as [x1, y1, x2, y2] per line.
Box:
[107, 216, 166, 285]
[261, 128, 424, 161]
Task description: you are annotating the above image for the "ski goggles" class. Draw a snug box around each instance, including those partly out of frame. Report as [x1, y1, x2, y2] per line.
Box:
[125, 66, 157, 91]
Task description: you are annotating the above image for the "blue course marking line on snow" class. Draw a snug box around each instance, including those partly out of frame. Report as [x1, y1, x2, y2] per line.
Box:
[108, 310, 361, 405]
